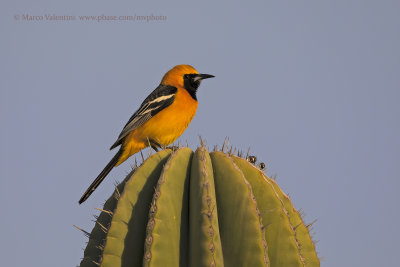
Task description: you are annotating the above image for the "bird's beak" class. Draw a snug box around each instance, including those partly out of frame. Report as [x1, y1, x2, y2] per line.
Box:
[193, 74, 215, 82]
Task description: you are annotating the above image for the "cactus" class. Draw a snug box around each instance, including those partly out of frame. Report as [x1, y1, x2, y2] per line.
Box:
[78, 145, 319, 267]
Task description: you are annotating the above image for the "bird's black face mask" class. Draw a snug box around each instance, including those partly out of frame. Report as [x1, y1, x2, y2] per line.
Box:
[183, 73, 215, 100]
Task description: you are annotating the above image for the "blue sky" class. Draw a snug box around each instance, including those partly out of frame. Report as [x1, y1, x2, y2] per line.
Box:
[1, 1, 399, 266]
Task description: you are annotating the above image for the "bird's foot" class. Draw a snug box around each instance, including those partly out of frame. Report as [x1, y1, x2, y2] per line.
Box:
[165, 145, 179, 152]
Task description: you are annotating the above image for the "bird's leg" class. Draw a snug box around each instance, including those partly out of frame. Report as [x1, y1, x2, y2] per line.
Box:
[148, 139, 178, 152]
[149, 139, 162, 152]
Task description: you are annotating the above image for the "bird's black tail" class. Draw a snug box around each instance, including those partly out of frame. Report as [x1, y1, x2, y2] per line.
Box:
[79, 149, 122, 204]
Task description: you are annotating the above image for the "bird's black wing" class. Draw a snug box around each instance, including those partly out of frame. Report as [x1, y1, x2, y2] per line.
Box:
[110, 84, 177, 150]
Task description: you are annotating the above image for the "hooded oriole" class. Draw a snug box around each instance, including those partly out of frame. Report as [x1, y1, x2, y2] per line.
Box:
[79, 65, 214, 204]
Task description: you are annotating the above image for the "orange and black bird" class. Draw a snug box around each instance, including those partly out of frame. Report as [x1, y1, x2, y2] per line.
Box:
[79, 65, 214, 204]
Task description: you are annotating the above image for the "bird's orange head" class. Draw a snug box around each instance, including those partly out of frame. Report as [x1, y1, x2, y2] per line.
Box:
[161, 64, 214, 100]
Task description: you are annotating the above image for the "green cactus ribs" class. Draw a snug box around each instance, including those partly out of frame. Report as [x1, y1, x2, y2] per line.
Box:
[77, 144, 319, 267]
